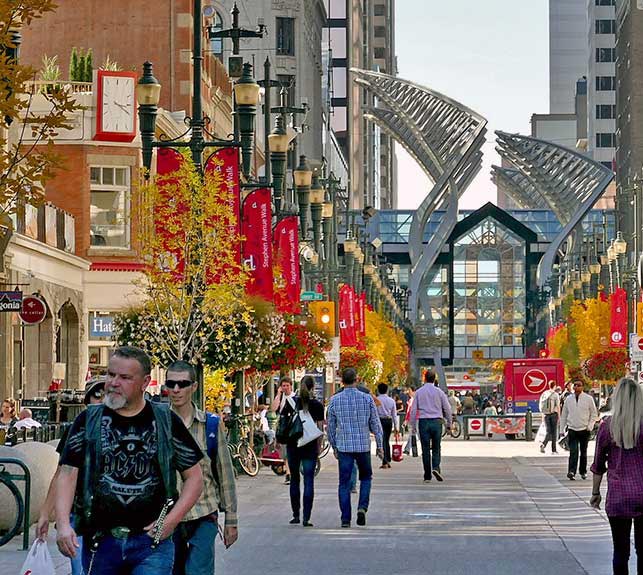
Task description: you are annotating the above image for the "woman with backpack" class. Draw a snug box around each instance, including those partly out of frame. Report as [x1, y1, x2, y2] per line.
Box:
[286, 376, 325, 527]
[590, 377, 643, 574]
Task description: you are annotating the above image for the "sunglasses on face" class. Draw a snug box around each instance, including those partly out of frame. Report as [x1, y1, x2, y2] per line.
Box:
[164, 379, 194, 390]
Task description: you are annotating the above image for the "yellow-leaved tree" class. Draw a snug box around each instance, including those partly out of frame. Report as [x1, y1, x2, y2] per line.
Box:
[569, 297, 610, 361]
[365, 309, 409, 384]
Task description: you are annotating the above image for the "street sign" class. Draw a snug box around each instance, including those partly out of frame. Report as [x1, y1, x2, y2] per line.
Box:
[467, 417, 485, 436]
[630, 334, 643, 361]
[522, 369, 548, 394]
[19, 295, 47, 325]
[300, 291, 323, 301]
[0, 291, 22, 313]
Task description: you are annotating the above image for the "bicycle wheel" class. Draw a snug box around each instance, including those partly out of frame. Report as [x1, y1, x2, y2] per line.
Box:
[0, 474, 24, 547]
[451, 420, 462, 439]
[319, 436, 331, 459]
[237, 443, 260, 477]
[314, 458, 321, 477]
[441, 423, 447, 438]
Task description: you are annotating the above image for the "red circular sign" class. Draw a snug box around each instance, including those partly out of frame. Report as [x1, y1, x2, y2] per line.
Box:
[638, 339, 643, 351]
[470, 419, 482, 431]
[523, 369, 548, 394]
[19, 295, 47, 325]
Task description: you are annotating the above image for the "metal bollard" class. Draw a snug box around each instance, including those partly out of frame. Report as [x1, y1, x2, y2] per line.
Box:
[525, 409, 533, 441]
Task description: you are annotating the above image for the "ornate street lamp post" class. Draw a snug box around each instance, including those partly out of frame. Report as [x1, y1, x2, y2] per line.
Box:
[309, 172, 324, 257]
[268, 116, 289, 216]
[294, 155, 312, 240]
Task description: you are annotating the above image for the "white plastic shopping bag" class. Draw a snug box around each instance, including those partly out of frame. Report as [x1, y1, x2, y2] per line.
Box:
[17, 540, 56, 575]
[535, 421, 546, 444]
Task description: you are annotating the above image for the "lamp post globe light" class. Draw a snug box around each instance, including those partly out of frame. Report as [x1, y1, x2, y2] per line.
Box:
[235, 63, 261, 180]
[294, 155, 312, 240]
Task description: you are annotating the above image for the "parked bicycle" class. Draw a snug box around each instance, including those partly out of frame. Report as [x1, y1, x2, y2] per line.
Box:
[225, 414, 260, 477]
[441, 416, 462, 439]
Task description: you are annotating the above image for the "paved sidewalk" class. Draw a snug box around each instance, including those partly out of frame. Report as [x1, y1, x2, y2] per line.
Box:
[216, 440, 625, 575]
[0, 530, 70, 575]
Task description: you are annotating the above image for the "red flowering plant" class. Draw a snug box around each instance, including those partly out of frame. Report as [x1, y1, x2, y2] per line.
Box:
[583, 349, 629, 384]
[255, 318, 330, 373]
[340, 347, 382, 388]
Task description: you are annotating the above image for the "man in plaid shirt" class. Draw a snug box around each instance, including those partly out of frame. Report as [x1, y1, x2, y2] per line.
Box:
[327, 367, 383, 528]
[167, 361, 238, 575]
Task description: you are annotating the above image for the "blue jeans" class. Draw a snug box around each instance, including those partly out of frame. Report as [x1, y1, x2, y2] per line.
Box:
[81, 532, 174, 575]
[418, 418, 443, 479]
[173, 515, 218, 575]
[287, 445, 317, 521]
[338, 452, 372, 524]
[349, 462, 358, 491]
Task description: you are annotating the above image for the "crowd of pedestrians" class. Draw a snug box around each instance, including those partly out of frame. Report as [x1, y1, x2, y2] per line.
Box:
[17, 345, 641, 575]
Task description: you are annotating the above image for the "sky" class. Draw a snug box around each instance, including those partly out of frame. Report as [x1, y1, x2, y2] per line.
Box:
[394, 0, 550, 209]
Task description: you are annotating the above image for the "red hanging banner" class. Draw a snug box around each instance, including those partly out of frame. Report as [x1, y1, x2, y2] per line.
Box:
[155, 147, 187, 281]
[204, 148, 242, 284]
[242, 188, 273, 302]
[610, 287, 628, 348]
[274, 216, 300, 314]
[339, 284, 357, 347]
[359, 292, 366, 337]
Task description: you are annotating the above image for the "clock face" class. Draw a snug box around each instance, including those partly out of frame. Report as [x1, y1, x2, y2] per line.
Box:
[102, 76, 134, 133]
[95, 71, 137, 141]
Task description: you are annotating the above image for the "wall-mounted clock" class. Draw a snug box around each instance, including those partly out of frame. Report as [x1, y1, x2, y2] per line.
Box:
[94, 70, 137, 142]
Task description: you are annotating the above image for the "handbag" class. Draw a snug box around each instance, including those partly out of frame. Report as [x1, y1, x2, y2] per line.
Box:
[392, 433, 403, 462]
[297, 410, 323, 447]
[276, 410, 304, 444]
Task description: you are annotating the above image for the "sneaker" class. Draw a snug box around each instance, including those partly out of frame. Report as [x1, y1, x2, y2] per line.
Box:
[567, 472, 575, 481]
[341, 522, 350, 528]
[432, 469, 444, 482]
[356, 509, 366, 526]
[423, 478, 432, 483]
[581, 474, 587, 480]
[303, 520, 313, 527]
[551, 451, 558, 454]
[284, 474, 291, 485]
[539, 444, 545, 454]
[289, 517, 300, 524]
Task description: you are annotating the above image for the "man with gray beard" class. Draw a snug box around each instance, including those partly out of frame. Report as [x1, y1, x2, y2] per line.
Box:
[55, 346, 204, 575]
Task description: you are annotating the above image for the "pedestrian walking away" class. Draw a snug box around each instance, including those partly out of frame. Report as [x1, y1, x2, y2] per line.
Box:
[539, 380, 560, 454]
[409, 370, 452, 483]
[167, 360, 238, 575]
[286, 375, 325, 527]
[560, 378, 598, 480]
[327, 367, 383, 528]
[590, 377, 643, 574]
[403, 387, 418, 457]
[54, 346, 204, 575]
[376, 382, 399, 468]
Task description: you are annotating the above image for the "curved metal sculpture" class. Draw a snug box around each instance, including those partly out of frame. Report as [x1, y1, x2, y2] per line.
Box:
[352, 69, 487, 321]
[495, 132, 614, 287]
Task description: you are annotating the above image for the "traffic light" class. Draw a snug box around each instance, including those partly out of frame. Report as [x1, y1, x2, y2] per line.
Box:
[539, 349, 549, 358]
[309, 301, 336, 338]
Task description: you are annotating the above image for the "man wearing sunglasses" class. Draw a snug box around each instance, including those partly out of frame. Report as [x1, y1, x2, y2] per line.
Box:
[560, 378, 598, 480]
[166, 360, 238, 575]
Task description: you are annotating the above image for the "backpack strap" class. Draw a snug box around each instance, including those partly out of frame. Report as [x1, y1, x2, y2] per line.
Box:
[206, 412, 220, 485]
[150, 402, 177, 501]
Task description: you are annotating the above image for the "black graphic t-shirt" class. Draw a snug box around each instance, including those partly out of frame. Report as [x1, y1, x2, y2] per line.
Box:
[60, 402, 202, 531]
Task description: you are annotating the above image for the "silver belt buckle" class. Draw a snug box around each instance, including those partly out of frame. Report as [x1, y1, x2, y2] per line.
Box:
[110, 526, 131, 539]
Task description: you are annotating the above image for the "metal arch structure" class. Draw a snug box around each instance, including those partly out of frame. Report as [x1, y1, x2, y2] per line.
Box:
[495, 131, 614, 287]
[490, 166, 549, 210]
[351, 69, 488, 324]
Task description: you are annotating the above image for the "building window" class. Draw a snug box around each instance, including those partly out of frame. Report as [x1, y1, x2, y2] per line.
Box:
[374, 4, 386, 16]
[209, 11, 224, 61]
[601, 161, 614, 170]
[596, 133, 616, 148]
[90, 166, 131, 248]
[595, 0, 615, 5]
[595, 19, 616, 34]
[373, 26, 386, 38]
[595, 76, 616, 91]
[373, 47, 385, 60]
[596, 47, 616, 62]
[596, 104, 616, 119]
[276, 17, 295, 56]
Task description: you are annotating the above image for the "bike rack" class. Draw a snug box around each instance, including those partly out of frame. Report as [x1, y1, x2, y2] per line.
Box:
[0, 457, 32, 550]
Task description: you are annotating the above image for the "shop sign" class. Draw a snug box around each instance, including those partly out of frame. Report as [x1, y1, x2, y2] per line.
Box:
[0, 291, 22, 312]
[20, 295, 47, 324]
[90, 315, 114, 338]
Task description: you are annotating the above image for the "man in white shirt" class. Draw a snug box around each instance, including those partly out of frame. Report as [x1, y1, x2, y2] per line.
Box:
[376, 383, 399, 469]
[538, 381, 560, 454]
[560, 379, 598, 480]
[13, 408, 42, 430]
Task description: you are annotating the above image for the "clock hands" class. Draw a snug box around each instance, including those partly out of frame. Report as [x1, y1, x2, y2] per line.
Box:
[114, 102, 131, 115]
